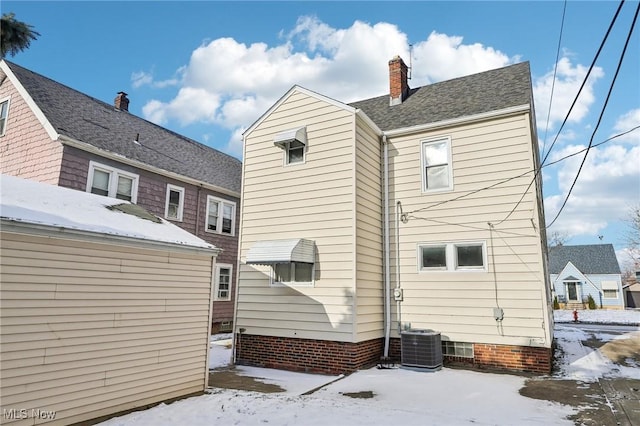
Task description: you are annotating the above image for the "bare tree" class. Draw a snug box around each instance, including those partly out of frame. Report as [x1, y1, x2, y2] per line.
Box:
[548, 231, 570, 248]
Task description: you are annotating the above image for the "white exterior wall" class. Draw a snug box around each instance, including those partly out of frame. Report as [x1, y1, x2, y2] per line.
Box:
[388, 113, 552, 348]
[354, 116, 384, 341]
[0, 231, 215, 425]
[237, 90, 358, 342]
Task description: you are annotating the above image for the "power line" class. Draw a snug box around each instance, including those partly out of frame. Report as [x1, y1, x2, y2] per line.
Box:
[492, 0, 627, 227]
[405, 126, 637, 216]
[547, 0, 639, 229]
[541, 0, 568, 162]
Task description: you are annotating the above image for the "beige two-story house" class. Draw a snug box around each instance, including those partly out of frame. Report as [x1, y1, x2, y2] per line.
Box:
[235, 56, 553, 374]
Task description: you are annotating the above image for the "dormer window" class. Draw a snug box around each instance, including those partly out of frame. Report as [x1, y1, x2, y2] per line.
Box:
[274, 126, 307, 166]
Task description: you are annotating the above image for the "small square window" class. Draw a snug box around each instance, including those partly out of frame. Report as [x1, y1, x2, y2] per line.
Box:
[455, 244, 484, 269]
[287, 141, 305, 164]
[421, 246, 447, 269]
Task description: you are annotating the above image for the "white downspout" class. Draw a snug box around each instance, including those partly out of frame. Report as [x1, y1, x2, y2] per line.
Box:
[382, 135, 391, 358]
[396, 201, 402, 332]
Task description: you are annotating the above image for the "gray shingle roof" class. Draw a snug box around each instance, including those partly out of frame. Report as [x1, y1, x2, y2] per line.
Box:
[548, 244, 621, 275]
[6, 61, 241, 194]
[349, 62, 532, 131]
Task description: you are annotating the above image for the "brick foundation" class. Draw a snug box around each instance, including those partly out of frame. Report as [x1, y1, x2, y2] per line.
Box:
[235, 334, 383, 375]
[473, 343, 552, 374]
[235, 335, 552, 375]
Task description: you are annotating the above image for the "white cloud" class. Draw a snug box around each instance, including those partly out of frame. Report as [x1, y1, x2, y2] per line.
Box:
[533, 57, 604, 132]
[131, 69, 181, 89]
[544, 142, 640, 237]
[140, 17, 520, 149]
[612, 108, 640, 143]
[410, 31, 513, 84]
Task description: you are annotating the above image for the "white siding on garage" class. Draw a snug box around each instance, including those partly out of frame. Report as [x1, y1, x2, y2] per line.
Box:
[0, 232, 214, 426]
[388, 113, 552, 348]
[237, 88, 357, 342]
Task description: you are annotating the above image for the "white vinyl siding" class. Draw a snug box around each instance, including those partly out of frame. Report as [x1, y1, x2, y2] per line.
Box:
[389, 113, 551, 348]
[0, 231, 214, 426]
[165, 184, 185, 221]
[237, 89, 356, 342]
[87, 161, 139, 203]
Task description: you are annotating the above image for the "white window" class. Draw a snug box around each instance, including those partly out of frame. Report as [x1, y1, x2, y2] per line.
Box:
[286, 140, 305, 165]
[215, 264, 232, 301]
[603, 289, 618, 299]
[206, 196, 235, 235]
[164, 184, 185, 221]
[0, 97, 10, 136]
[87, 161, 139, 203]
[419, 242, 486, 272]
[272, 262, 314, 286]
[421, 137, 453, 192]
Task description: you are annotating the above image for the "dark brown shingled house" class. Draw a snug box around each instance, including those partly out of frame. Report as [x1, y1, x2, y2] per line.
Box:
[0, 60, 241, 332]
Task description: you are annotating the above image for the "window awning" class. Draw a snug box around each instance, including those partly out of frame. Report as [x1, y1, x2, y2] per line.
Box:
[273, 127, 307, 147]
[563, 276, 580, 281]
[246, 238, 315, 265]
[601, 281, 618, 290]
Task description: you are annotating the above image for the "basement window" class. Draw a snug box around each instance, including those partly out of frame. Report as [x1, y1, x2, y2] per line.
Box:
[442, 341, 474, 358]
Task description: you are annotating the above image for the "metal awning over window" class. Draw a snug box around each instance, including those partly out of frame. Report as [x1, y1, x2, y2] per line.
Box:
[601, 281, 618, 290]
[246, 238, 315, 265]
[273, 127, 307, 147]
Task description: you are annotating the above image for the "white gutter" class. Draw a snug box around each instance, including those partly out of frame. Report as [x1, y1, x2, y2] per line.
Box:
[382, 135, 391, 358]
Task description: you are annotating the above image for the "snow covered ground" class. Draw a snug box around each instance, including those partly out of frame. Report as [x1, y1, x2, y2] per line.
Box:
[99, 310, 639, 426]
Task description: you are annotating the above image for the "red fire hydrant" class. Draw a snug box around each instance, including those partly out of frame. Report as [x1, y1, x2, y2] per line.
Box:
[573, 309, 579, 323]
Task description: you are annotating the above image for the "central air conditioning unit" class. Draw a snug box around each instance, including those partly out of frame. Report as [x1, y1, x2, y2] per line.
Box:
[401, 329, 443, 371]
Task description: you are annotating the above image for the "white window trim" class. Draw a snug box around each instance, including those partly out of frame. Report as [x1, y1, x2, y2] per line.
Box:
[86, 161, 139, 203]
[214, 264, 233, 301]
[205, 195, 236, 236]
[270, 262, 315, 287]
[421, 136, 453, 193]
[164, 184, 185, 222]
[0, 96, 11, 136]
[283, 141, 306, 167]
[418, 241, 487, 272]
[602, 289, 618, 299]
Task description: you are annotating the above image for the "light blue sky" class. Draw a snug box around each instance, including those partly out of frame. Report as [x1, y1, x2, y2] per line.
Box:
[4, 1, 639, 268]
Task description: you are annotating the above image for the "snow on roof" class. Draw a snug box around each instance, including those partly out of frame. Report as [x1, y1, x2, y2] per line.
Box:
[0, 174, 218, 251]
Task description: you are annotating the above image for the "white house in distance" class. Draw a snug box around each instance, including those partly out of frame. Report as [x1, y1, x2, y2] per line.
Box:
[233, 56, 553, 375]
[0, 175, 220, 425]
[549, 244, 624, 309]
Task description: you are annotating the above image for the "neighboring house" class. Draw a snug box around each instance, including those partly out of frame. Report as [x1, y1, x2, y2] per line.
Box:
[1, 175, 220, 425]
[623, 271, 640, 308]
[234, 56, 553, 375]
[0, 60, 242, 332]
[549, 244, 624, 309]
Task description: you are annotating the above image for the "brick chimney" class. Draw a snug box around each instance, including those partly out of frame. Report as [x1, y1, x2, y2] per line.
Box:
[389, 55, 409, 106]
[114, 92, 129, 111]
